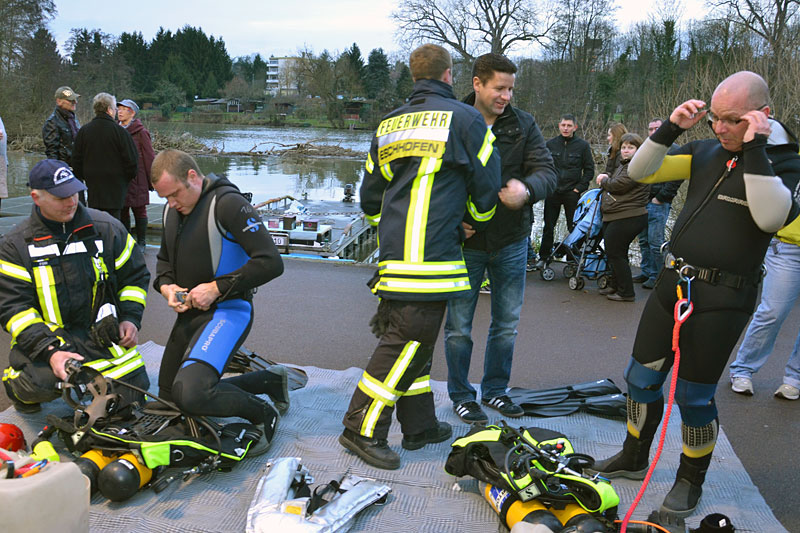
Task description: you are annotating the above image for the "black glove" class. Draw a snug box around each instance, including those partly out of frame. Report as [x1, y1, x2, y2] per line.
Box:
[368, 299, 391, 338]
[90, 314, 120, 347]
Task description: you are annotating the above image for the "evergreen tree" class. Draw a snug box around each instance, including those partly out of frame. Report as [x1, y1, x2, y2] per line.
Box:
[364, 48, 390, 99]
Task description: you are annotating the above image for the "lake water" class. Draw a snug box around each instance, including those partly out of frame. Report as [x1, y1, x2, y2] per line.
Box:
[5, 124, 372, 206]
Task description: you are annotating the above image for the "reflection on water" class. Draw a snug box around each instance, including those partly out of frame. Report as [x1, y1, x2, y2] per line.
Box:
[6, 152, 366, 207]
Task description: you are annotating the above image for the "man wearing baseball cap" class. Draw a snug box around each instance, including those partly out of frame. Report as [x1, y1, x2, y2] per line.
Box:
[42, 86, 81, 169]
[0, 159, 150, 413]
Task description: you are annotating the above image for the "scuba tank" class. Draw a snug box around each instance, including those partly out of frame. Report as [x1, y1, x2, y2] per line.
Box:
[98, 452, 153, 501]
[75, 449, 119, 494]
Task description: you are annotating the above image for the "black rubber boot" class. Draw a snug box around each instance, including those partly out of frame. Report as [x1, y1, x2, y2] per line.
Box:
[660, 453, 709, 518]
[134, 218, 148, 247]
[587, 432, 652, 480]
[401, 420, 452, 450]
[339, 428, 401, 470]
[248, 399, 280, 457]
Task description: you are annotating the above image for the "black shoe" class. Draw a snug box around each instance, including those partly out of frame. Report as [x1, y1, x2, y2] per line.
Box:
[526, 258, 539, 272]
[599, 287, 616, 295]
[339, 429, 401, 470]
[454, 400, 489, 424]
[249, 401, 280, 456]
[402, 421, 453, 450]
[586, 449, 649, 480]
[481, 395, 524, 417]
[268, 365, 290, 415]
[632, 274, 648, 283]
[660, 478, 703, 518]
[607, 293, 635, 302]
[642, 278, 656, 289]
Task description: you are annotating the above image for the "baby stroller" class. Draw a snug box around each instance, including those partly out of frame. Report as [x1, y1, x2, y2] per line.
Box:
[539, 188, 613, 290]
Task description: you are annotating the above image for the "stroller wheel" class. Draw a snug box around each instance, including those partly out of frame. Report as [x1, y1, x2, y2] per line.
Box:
[568, 276, 585, 290]
[563, 264, 577, 278]
[540, 267, 556, 281]
[597, 275, 610, 289]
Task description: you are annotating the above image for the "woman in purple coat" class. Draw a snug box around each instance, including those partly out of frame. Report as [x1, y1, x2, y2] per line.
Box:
[118, 99, 155, 247]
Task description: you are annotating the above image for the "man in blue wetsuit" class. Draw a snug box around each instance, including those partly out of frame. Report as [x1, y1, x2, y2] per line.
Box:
[152, 149, 285, 455]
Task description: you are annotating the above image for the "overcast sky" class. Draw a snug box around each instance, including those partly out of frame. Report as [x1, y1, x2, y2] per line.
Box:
[50, 0, 709, 60]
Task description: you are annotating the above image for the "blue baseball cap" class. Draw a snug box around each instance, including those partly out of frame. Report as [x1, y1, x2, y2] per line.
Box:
[118, 99, 139, 114]
[27, 159, 87, 198]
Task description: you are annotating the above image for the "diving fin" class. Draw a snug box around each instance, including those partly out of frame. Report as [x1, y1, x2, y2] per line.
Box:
[520, 393, 627, 418]
[508, 379, 621, 407]
[230, 346, 309, 391]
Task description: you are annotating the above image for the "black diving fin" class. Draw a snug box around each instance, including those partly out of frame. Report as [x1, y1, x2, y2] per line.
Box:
[518, 393, 627, 418]
[508, 379, 621, 407]
[230, 346, 309, 391]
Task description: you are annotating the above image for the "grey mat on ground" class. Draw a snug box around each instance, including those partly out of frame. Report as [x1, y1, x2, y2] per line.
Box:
[0, 341, 786, 532]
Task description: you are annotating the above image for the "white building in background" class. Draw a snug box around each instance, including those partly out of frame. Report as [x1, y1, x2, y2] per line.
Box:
[266, 56, 300, 96]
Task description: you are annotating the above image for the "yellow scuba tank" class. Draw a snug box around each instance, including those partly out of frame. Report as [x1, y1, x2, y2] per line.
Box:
[75, 449, 119, 494]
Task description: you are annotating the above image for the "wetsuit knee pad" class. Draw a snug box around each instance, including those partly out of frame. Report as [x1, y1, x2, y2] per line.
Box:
[681, 419, 719, 459]
[172, 362, 218, 414]
[675, 378, 718, 427]
[624, 358, 667, 404]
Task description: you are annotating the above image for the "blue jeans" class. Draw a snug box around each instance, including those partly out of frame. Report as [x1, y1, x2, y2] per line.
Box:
[637, 200, 671, 281]
[444, 238, 527, 405]
[729, 239, 800, 389]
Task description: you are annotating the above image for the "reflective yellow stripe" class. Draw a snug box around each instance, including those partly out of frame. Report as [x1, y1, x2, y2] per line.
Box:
[0, 260, 32, 282]
[119, 286, 147, 306]
[405, 375, 431, 396]
[3, 367, 22, 381]
[404, 157, 440, 262]
[83, 347, 144, 379]
[380, 163, 394, 181]
[467, 197, 496, 222]
[359, 341, 420, 437]
[115, 234, 136, 270]
[32, 265, 62, 326]
[377, 276, 471, 293]
[365, 153, 375, 174]
[477, 127, 496, 166]
[379, 260, 467, 276]
[357, 372, 401, 406]
[6, 308, 45, 341]
[365, 213, 381, 226]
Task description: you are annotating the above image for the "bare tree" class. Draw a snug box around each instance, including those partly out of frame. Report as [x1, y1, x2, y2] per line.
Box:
[392, 0, 556, 61]
[707, 0, 800, 56]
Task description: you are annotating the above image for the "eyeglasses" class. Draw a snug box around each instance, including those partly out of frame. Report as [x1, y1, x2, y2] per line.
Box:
[707, 105, 767, 128]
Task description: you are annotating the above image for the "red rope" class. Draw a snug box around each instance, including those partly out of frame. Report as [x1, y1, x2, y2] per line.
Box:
[620, 297, 693, 532]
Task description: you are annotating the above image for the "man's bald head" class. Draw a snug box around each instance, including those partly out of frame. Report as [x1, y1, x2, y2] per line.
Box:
[713, 71, 770, 110]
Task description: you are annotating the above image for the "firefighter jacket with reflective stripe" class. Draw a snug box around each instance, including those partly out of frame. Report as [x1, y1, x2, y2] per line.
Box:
[361, 79, 501, 301]
[0, 204, 150, 361]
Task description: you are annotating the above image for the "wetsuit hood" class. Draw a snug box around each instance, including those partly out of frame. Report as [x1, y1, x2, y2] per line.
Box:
[200, 173, 240, 200]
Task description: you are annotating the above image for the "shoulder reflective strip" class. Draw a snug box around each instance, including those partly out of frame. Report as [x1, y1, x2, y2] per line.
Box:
[96, 303, 117, 320]
[365, 153, 375, 174]
[380, 163, 394, 182]
[63, 241, 89, 255]
[640, 153, 692, 184]
[405, 157, 441, 262]
[405, 375, 431, 396]
[378, 127, 451, 147]
[115, 234, 136, 270]
[365, 213, 381, 226]
[358, 372, 401, 406]
[467, 197, 496, 222]
[27, 243, 60, 258]
[6, 309, 44, 338]
[32, 265, 62, 326]
[0, 260, 32, 282]
[477, 127, 496, 167]
[119, 286, 147, 305]
[379, 262, 467, 275]
[377, 277, 470, 293]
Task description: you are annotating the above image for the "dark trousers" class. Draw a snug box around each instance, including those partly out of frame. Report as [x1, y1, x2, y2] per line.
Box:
[539, 190, 580, 259]
[603, 215, 648, 298]
[343, 300, 446, 440]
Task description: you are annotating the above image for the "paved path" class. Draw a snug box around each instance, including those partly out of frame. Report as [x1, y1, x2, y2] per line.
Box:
[0, 246, 797, 529]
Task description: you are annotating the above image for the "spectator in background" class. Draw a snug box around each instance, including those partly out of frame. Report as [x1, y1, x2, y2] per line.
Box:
[42, 86, 81, 168]
[536, 113, 594, 267]
[0, 115, 7, 211]
[596, 133, 649, 302]
[117, 99, 155, 247]
[72, 93, 138, 221]
[604, 123, 628, 176]
[634, 118, 682, 289]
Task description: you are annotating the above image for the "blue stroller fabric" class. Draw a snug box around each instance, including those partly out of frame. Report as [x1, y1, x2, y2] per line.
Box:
[554, 189, 609, 280]
[562, 189, 603, 249]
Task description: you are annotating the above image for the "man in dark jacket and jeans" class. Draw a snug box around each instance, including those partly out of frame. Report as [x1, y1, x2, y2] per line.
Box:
[444, 53, 556, 424]
[42, 86, 81, 167]
[72, 93, 138, 221]
[537, 114, 595, 266]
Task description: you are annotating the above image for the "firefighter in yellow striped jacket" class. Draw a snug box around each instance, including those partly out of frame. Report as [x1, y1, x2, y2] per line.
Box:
[340, 44, 501, 470]
[1, 160, 150, 413]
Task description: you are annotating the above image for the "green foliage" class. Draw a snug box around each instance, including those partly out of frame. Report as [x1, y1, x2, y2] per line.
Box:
[364, 48, 390, 99]
[154, 80, 184, 118]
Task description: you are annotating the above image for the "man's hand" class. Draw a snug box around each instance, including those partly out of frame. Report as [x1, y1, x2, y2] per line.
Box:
[498, 178, 528, 210]
[118, 320, 139, 348]
[49, 350, 84, 381]
[596, 173, 608, 184]
[741, 109, 772, 144]
[161, 283, 191, 313]
[669, 99, 707, 130]
[462, 221, 476, 239]
[189, 281, 221, 311]
[652, 198, 662, 205]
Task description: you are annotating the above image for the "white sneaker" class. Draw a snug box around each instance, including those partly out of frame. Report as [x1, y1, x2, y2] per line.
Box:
[731, 376, 754, 395]
[774, 384, 800, 400]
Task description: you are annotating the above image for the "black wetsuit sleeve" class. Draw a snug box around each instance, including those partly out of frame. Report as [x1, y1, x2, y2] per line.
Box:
[214, 193, 284, 296]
